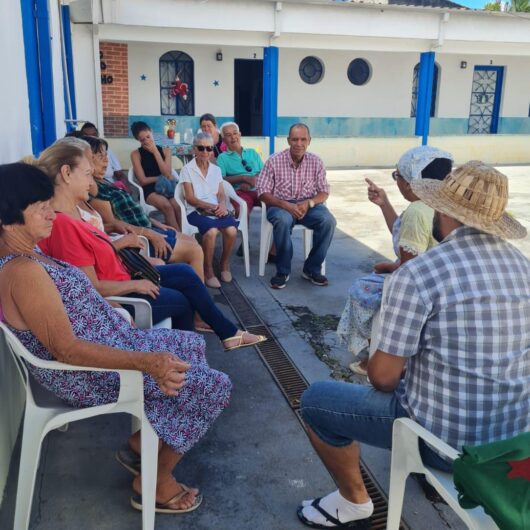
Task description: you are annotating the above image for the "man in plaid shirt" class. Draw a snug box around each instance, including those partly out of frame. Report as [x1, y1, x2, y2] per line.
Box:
[296, 162, 529, 529]
[257, 123, 336, 289]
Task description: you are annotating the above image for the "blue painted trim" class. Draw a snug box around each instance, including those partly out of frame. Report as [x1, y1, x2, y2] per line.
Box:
[262, 46, 278, 155]
[35, 0, 56, 147]
[61, 5, 76, 128]
[20, 0, 45, 155]
[415, 52, 435, 145]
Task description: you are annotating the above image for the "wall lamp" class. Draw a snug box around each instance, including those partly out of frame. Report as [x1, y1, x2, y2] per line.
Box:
[460, 61, 467, 69]
[216, 51, 223, 61]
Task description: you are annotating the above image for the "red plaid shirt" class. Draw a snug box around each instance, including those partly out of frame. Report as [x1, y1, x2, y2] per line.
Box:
[257, 149, 330, 201]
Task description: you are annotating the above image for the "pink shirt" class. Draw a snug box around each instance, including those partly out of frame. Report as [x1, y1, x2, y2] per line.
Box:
[257, 149, 330, 201]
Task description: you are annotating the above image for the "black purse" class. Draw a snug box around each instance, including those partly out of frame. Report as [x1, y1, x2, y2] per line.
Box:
[92, 231, 161, 286]
[117, 247, 161, 286]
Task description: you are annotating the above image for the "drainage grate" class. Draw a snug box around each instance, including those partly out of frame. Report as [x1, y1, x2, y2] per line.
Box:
[220, 279, 408, 530]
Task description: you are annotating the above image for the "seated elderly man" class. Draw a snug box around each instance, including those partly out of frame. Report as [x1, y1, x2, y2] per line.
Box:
[217, 121, 263, 216]
[257, 123, 336, 289]
[296, 161, 529, 529]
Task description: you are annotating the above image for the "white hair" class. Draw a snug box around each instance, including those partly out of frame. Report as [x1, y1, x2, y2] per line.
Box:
[193, 132, 213, 144]
[220, 121, 240, 135]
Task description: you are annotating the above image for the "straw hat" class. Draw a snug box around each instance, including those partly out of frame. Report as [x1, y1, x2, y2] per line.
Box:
[411, 161, 526, 240]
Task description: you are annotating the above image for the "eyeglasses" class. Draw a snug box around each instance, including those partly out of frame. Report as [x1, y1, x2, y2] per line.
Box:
[195, 145, 214, 152]
[241, 159, 253, 172]
[392, 170, 401, 181]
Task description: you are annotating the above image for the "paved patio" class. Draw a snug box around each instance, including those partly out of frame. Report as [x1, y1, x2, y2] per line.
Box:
[1, 166, 527, 529]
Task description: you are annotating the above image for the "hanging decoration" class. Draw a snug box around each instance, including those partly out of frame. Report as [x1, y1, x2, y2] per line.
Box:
[170, 72, 189, 100]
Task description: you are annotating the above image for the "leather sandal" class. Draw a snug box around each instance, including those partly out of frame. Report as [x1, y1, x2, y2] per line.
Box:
[130, 483, 203, 514]
[223, 331, 267, 351]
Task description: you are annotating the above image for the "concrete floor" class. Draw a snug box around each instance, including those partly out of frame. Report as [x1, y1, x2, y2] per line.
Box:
[1, 165, 527, 529]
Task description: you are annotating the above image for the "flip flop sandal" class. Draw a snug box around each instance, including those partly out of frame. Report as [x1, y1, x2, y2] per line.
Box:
[115, 447, 141, 476]
[130, 484, 203, 514]
[223, 331, 267, 352]
[296, 498, 371, 529]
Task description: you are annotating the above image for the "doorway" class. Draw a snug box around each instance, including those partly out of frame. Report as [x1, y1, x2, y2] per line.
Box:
[467, 66, 504, 134]
[234, 59, 263, 136]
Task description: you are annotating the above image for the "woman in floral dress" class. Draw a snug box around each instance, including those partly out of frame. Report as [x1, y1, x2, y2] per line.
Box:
[0, 162, 230, 513]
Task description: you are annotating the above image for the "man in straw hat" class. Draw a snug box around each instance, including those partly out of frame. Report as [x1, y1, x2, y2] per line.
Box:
[296, 161, 528, 529]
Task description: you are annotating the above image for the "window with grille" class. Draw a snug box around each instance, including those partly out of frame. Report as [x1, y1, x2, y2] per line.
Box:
[411, 62, 439, 118]
[159, 51, 194, 116]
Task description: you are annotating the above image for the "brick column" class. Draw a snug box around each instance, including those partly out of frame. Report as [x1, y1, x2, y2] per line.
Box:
[100, 42, 129, 137]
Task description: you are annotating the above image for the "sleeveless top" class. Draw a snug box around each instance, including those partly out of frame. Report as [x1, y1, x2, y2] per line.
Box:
[138, 145, 166, 198]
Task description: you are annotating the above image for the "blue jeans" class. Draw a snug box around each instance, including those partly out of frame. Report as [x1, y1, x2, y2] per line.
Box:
[129, 264, 237, 339]
[267, 204, 336, 276]
[300, 381, 452, 472]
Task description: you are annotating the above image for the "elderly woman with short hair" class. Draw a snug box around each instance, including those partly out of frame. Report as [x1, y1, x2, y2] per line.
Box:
[0, 161, 230, 513]
[179, 132, 239, 289]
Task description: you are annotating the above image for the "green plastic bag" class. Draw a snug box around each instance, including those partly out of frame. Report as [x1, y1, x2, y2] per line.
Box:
[453, 432, 530, 530]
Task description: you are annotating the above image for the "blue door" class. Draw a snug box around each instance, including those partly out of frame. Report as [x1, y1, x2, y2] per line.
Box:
[468, 66, 504, 134]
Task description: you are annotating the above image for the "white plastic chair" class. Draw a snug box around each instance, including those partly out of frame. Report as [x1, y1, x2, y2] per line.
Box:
[0, 322, 159, 530]
[106, 296, 171, 330]
[127, 168, 179, 217]
[174, 182, 199, 237]
[387, 418, 499, 530]
[258, 201, 326, 277]
[222, 181, 250, 277]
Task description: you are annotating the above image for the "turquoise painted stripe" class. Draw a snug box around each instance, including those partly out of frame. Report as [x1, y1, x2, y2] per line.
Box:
[128, 115, 234, 137]
[498, 117, 530, 134]
[429, 118, 468, 136]
[277, 117, 415, 137]
[128, 115, 530, 138]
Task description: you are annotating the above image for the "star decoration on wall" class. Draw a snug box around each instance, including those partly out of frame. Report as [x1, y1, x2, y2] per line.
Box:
[213, 80, 219, 86]
[140, 74, 147, 81]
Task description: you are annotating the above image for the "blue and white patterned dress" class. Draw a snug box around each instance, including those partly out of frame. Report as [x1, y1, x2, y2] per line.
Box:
[0, 253, 231, 454]
[336, 217, 402, 359]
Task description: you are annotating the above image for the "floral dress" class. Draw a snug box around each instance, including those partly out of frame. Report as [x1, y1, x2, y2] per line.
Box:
[337, 201, 437, 359]
[0, 253, 231, 454]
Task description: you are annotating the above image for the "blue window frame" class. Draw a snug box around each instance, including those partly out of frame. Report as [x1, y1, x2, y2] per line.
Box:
[411, 62, 439, 118]
[159, 51, 194, 116]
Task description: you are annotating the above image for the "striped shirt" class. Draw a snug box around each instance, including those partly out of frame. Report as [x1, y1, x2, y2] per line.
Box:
[378, 226, 530, 452]
[256, 149, 330, 201]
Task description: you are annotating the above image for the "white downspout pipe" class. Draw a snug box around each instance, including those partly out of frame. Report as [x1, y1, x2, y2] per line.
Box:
[91, 0, 104, 133]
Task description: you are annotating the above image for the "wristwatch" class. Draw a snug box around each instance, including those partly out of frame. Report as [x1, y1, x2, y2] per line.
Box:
[308, 199, 315, 209]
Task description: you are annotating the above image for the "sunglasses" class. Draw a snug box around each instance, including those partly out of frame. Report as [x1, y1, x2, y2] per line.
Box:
[195, 145, 214, 152]
[392, 170, 401, 181]
[241, 159, 253, 172]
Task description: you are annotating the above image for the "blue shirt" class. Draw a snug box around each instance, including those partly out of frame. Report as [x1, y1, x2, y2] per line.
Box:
[217, 148, 264, 191]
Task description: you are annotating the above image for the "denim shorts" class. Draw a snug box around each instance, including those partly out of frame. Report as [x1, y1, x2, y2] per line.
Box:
[300, 381, 452, 472]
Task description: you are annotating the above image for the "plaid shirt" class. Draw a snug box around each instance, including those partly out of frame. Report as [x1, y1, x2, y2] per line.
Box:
[378, 226, 530, 452]
[256, 149, 330, 201]
[95, 181, 151, 228]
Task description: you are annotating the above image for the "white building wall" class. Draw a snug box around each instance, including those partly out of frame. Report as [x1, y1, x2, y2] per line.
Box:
[128, 43, 263, 117]
[278, 49, 417, 118]
[71, 23, 98, 123]
[436, 53, 530, 118]
[50, 2, 67, 139]
[0, 3, 31, 162]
